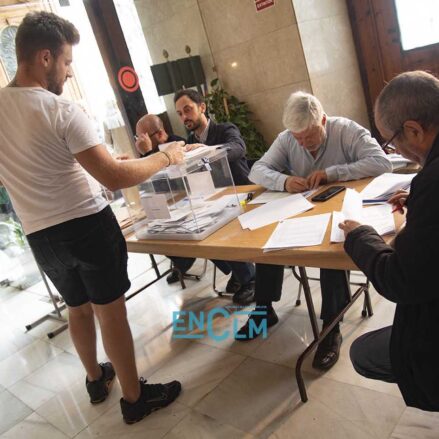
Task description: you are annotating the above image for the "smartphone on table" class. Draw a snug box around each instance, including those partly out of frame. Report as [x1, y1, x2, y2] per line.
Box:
[311, 185, 345, 202]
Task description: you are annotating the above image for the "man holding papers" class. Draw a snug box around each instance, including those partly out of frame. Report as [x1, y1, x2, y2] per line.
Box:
[237, 91, 391, 371]
[340, 71, 439, 411]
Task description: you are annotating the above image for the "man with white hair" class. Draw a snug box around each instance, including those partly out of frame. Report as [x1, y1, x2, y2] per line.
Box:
[236, 91, 391, 371]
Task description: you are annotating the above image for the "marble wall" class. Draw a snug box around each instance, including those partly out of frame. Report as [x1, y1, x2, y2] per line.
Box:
[133, 0, 216, 136]
[134, 0, 370, 144]
[198, 0, 311, 144]
[292, 0, 370, 129]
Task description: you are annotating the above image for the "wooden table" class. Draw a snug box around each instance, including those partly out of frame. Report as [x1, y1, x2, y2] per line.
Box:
[126, 178, 405, 402]
[126, 179, 404, 268]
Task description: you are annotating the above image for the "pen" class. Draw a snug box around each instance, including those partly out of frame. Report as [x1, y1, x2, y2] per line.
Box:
[391, 205, 404, 214]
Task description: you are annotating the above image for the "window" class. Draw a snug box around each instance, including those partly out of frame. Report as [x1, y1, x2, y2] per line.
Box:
[395, 0, 439, 50]
[0, 26, 18, 80]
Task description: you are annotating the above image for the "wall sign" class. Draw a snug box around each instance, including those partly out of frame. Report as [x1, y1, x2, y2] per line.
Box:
[117, 66, 139, 93]
[255, 0, 275, 12]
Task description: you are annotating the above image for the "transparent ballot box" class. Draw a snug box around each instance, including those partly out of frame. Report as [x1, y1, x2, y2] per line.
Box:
[126, 147, 243, 240]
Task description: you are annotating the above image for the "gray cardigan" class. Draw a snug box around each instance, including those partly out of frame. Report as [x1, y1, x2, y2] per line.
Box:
[249, 117, 392, 191]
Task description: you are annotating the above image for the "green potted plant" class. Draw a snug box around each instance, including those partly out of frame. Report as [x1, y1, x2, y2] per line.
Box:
[206, 79, 267, 161]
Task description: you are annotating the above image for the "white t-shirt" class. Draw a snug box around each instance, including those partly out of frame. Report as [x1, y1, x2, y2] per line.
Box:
[0, 87, 107, 234]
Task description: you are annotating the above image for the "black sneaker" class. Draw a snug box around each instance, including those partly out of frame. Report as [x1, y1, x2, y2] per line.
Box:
[166, 270, 182, 284]
[225, 275, 241, 294]
[233, 279, 255, 305]
[120, 378, 182, 424]
[86, 362, 115, 404]
[235, 307, 278, 341]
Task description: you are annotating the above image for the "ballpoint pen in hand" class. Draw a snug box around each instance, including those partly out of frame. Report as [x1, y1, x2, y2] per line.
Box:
[391, 204, 404, 214]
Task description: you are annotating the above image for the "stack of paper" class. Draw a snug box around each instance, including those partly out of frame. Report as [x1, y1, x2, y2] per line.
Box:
[388, 153, 413, 170]
[184, 145, 218, 159]
[360, 173, 415, 204]
[146, 195, 240, 235]
[263, 213, 331, 251]
[238, 194, 314, 230]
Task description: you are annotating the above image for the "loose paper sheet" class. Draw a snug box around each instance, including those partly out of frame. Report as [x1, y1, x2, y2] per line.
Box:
[238, 193, 314, 230]
[263, 213, 331, 251]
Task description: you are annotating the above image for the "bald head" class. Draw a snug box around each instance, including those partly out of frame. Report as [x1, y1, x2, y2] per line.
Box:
[135, 114, 168, 150]
[375, 71, 439, 133]
[375, 71, 439, 165]
[136, 114, 163, 137]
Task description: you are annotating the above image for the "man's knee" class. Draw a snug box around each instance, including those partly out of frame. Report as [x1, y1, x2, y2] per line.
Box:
[349, 335, 367, 375]
[92, 296, 128, 324]
[68, 302, 93, 319]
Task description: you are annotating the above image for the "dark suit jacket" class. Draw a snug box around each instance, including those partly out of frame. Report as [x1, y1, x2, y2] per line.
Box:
[344, 134, 439, 411]
[187, 120, 250, 185]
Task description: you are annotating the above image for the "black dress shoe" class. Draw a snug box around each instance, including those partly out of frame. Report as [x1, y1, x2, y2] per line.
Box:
[312, 328, 343, 370]
[233, 279, 255, 305]
[226, 275, 241, 294]
[235, 307, 278, 341]
[166, 270, 182, 284]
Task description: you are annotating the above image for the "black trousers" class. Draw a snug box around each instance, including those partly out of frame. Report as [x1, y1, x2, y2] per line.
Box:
[255, 264, 350, 322]
[170, 256, 255, 285]
[350, 326, 396, 383]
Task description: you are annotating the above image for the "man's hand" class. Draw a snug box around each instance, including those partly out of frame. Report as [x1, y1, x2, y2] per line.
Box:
[185, 143, 204, 152]
[284, 176, 309, 193]
[388, 189, 408, 214]
[163, 141, 185, 165]
[306, 170, 327, 189]
[339, 220, 362, 237]
[135, 133, 153, 155]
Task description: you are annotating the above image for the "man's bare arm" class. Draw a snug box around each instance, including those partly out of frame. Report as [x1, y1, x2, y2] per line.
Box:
[75, 142, 184, 191]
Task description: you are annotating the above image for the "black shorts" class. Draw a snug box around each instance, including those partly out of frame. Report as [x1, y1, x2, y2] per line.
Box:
[27, 206, 131, 307]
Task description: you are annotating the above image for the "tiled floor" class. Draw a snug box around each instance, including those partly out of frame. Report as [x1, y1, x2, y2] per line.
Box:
[0, 254, 438, 438]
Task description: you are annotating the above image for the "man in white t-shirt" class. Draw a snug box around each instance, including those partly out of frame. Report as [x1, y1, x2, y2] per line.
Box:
[0, 11, 184, 424]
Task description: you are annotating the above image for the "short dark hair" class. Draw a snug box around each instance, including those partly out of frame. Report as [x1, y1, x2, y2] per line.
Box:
[174, 89, 205, 105]
[15, 11, 80, 63]
[375, 71, 439, 132]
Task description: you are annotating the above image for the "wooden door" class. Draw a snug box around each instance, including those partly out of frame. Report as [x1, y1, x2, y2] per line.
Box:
[347, 0, 439, 137]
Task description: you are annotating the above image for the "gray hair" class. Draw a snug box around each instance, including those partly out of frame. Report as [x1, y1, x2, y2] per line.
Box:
[282, 91, 324, 132]
[375, 70, 439, 132]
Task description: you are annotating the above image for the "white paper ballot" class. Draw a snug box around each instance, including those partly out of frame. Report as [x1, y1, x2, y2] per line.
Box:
[248, 189, 317, 205]
[187, 171, 216, 197]
[140, 194, 171, 220]
[341, 188, 363, 220]
[238, 194, 314, 230]
[331, 203, 396, 243]
[263, 213, 331, 251]
[184, 145, 216, 159]
[362, 204, 396, 236]
[248, 190, 291, 205]
[330, 211, 346, 243]
[360, 173, 415, 202]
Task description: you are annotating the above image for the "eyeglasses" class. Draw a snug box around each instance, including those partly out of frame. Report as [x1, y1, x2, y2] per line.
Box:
[148, 129, 160, 138]
[381, 128, 402, 152]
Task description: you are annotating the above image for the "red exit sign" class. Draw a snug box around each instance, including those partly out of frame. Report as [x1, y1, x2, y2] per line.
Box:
[255, 0, 275, 12]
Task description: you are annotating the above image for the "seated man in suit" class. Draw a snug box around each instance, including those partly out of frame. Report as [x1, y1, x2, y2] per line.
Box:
[236, 91, 392, 371]
[340, 71, 439, 411]
[168, 89, 255, 306]
[135, 114, 185, 157]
